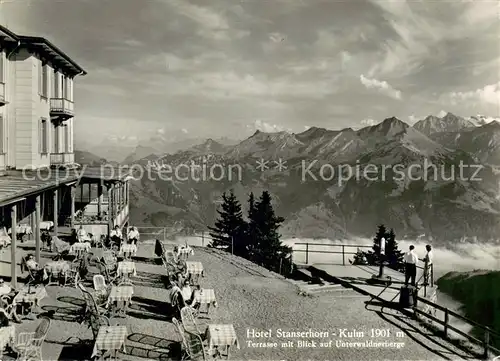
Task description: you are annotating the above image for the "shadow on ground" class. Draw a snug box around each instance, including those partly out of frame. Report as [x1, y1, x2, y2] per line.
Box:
[365, 301, 479, 360]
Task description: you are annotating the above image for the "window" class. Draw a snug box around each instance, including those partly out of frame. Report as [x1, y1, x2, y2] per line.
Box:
[39, 118, 48, 154]
[65, 124, 70, 152]
[53, 71, 59, 97]
[53, 123, 59, 153]
[0, 115, 4, 153]
[0, 51, 4, 83]
[39, 62, 48, 97]
[63, 76, 68, 99]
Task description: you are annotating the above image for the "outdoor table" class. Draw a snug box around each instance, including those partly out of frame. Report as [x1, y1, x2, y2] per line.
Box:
[44, 260, 70, 285]
[119, 244, 137, 259]
[0, 325, 15, 359]
[12, 285, 47, 318]
[91, 326, 127, 359]
[39, 221, 53, 230]
[186, 261, 204, 276]
[117, 261, 137, 278]
[106, 286, 133, 317]
[7, 225, 32, 235]
[0, 284, 12, 296]
[193, 289, 217, 317]
[177, 246, 194, 261]
[205, 324, 240, 359]
[69, 242, 91, 257]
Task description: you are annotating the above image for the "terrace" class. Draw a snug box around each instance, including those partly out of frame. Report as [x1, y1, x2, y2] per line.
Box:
[0, 167, 130, 288]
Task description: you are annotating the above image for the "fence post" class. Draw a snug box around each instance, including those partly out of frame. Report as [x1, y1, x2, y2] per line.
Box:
[231, 236, 234, 255]
[163, 227, 166, 241]
[431, 264, 434, 288]
[279, 258, 282, 275]
[201, 231, 204, 247]
[342, 245, 345, 266]
[444, 309, 449, 337]
[483, 329, 490, 359]
[305, 243, 309, 264]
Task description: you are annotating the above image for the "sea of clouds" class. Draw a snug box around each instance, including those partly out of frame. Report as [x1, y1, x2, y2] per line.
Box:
[181, 234, 500, 339]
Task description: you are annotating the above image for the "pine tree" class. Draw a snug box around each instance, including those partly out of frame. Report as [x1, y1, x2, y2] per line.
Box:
[384, 228, 404, 271]
[363, 224, 387, 265]
[251, 191, 291, 269]
[245, 192, 258, 258]
[352, 248, 367, 265]
[208, 190, 247, 254]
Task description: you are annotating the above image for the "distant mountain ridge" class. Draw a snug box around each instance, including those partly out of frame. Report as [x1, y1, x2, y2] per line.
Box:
[127, 112, 500, 243]
[414, 112, 476, 136]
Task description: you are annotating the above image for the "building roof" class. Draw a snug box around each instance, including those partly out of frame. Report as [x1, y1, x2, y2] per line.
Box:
[0, 167, 131, 207]
[0, 24, 86, 76]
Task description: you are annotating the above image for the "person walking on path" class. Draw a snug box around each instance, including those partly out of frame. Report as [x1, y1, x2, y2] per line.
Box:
[404, 245, 418, 286]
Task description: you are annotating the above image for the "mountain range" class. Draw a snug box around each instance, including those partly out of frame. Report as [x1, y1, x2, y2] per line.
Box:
[76, 112, 500, 243]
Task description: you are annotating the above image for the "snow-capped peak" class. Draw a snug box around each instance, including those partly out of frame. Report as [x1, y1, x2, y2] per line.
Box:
[469, 115, 499, 126]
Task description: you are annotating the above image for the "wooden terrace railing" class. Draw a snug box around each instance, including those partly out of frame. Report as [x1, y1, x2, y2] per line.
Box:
[294, 241, 500, 359]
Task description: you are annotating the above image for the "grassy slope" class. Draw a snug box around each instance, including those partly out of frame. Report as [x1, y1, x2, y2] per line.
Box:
[437, 270, 500, 348]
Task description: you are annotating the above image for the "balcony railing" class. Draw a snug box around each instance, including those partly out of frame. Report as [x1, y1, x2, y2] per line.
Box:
[50, 152, 75, 165]
[50, 98, 74, 119]
[0, 82, 5, 106]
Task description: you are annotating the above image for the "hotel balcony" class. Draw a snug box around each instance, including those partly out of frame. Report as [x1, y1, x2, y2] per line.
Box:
[50, 98, 74, 120]
[50, 152, 75, 166]
[69, 182, 130, 241]
[0, 82, 5, 106]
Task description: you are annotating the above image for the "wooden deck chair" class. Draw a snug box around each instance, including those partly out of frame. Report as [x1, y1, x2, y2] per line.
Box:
[172, 317, 190, 361]
[164, 250, 177, 264]
[77, 283, 109, 334]
[0, 296, 21, 323]
[93, 275, 110, 305]
[16, 317, 51, 360]
[185, 330, 208, 361]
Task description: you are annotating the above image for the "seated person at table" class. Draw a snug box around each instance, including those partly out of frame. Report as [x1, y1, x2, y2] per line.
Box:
[174, 272, 185, 288]
[180, 279, 192, 301]
[181, 280, 200, 310]
[24, 255, 48, 284]
[110, 225, 122, 245]
[77, 226, 90, 242]
[127, 227, 140, 245]
[41, 230, 52, 250]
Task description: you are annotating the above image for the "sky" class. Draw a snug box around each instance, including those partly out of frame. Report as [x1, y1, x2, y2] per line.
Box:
[1, 0, 499, 145]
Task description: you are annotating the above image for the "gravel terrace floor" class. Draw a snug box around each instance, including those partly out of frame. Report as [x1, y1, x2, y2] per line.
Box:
[0, 242, 478, 360]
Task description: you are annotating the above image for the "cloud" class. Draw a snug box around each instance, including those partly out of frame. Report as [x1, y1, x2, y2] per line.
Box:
[437, 110, 448, 118]
[162, 0, 249, 41]
[250, 120, 288, 133]
[360, 118, 378, 126]
[181, 128, 188, 134]
[304, 125, 311, 130]
[440, 82, 500, 106]
[407, 115, 422, 125]
[144, 70, 339, 100]
[359, 75, 402, 100]
[157, 128, 166, 135]
[366, 0, 499, 78]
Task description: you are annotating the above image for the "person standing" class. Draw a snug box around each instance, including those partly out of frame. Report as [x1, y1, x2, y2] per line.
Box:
[422, 245, 433, 286]
[110, 225, 123, 246]
[377, 237, 386, 277]
[404, 245, 418, 286]
[127, 227, 140, 245]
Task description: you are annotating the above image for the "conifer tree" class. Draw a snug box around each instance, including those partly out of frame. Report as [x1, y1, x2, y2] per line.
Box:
[246, 192, 258, 258]
[384, 228, 404, 271]
[250, 191, 291, 269]
[208, 190, 246, 254]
